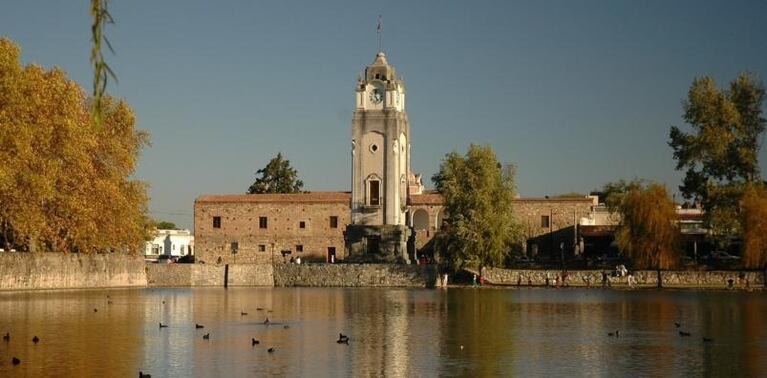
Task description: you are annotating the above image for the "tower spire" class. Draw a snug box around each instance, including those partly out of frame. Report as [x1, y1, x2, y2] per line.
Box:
[377, 15, 383, 53]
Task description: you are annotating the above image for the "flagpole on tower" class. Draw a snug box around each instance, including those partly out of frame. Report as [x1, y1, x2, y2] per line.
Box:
[377, 15, 382, 53]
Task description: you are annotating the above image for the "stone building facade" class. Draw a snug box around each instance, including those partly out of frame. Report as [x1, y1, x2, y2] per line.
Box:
[194, 191, 596, 264]
[194, 193, 350, 264]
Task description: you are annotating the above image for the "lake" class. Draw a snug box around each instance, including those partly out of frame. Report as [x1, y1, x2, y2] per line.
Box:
[0, 287, 765, 377]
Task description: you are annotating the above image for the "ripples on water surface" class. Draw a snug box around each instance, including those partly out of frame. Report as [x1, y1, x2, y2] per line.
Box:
[0, 287, 765, 377]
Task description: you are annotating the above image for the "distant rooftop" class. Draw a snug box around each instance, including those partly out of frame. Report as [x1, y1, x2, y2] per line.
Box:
[198, 191, 596, 205]
[196, 192, 351, 204]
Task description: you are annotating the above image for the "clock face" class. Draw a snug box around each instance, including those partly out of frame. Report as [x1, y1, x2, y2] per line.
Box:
[369, 83, 384, 104]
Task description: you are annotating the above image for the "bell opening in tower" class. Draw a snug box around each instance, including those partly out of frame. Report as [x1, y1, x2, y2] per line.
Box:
[369, 180, 380, 206]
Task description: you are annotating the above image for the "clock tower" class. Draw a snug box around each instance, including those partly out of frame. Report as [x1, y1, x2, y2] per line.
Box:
[345, 51, 412, 263]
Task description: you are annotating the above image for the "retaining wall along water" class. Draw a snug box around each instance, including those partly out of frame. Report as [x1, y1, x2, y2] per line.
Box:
[480, 267, 765, 288]
[0, 253, 147, 290]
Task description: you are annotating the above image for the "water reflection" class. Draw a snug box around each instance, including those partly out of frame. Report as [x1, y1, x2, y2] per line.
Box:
[0, 287, 765, 376]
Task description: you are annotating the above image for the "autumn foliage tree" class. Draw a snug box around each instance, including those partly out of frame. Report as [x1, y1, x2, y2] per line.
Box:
[432, 144, 519, 274]
[615, 183, 679, 270]
[0, 38, 151, 253]
[741, 185, 767, 269]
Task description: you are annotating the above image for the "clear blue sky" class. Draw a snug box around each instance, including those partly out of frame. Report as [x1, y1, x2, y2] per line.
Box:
[3, 1, 766, 229]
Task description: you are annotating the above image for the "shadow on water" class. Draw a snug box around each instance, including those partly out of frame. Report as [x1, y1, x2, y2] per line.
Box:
[0, 287, 765, 376]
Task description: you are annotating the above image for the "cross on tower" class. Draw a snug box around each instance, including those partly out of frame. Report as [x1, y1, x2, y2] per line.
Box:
[377, 15, 383, 53]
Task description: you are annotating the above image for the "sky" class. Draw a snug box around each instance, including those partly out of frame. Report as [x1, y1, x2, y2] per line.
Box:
[2, 0, 767, 229]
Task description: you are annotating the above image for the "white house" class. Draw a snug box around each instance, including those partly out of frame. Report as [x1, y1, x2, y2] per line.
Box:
[145, 229, 194, 257]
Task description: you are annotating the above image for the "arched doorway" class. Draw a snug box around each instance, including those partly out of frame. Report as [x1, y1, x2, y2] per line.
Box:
[413, 209, 430, 230]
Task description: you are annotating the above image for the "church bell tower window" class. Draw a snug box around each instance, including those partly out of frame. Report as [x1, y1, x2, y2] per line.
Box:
[369, 180, 381, 206]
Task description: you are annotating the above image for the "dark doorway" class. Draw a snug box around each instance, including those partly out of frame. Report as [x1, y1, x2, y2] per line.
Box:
[367, 237, 380, 254]
[327, 247, 336, 262]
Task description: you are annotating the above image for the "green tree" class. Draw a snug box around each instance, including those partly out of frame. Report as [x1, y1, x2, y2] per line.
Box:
[432, 144, 519, 275]
[591, 178, 646, 211]
[247, 153, 304, 194]
[615, 183, 679, 270]
[741, 184, 767, 269]
[155, 221, 177, 230]
[669, 73, 766, 247]
[0, 38, 150, 253]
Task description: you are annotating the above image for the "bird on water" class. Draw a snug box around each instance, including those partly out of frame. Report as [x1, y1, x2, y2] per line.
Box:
[12, 357, 21, 365]
[679, 331, 691, 337]
[203, 333, 210, 340]
[3, 332, 9, 342]
[139, 371, 151, 378]
[252, 338, 260, 346]
[32, 336, 40, 344]
[267, 347, 275, 353]
[608, 330, 620, 337]
[159, 323, 168, 328]
[196, 324, 204, 329]
[337, 333, 350, 344]
[263, 318, 270, 325]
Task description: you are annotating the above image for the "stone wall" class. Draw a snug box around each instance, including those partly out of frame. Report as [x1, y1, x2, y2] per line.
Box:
[480, 267, 765, 288]
[0, 253, 146, 290]
[660, 270, 765, 288]
[147, 264, 273, 287]
[190, 264, 226, 286]
[145, 264, 192, 287]
[228, 264, 274, 286]
[273, 263, 438, 287]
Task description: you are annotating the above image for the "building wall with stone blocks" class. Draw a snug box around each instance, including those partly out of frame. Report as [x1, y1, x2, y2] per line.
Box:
[513, 198, 596, 238]
[194, 193, 350, 265]
[194, 192, 596, 263]
[407, 194, 596, 255]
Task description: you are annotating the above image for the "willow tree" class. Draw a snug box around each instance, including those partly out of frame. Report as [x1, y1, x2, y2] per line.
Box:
[432, 144, 519, 274]
[615, 183, 679, 270]
[0, 38, 150, 253]
[741, 185, 767, 269]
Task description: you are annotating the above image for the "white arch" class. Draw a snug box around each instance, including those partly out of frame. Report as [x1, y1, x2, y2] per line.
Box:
[413, 209, 429, 230]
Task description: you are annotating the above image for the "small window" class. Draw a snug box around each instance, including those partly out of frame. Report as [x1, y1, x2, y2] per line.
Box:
[213, 216, 221, 228]
[172, 244, 176, 251]
[259, 217, 268, 229]
[299, 221, 306, 229]
[541, 215, 550, 228]
[296, 245, 303, 253]
[330, 216, 338, 228]
[258, 244, 266, 252]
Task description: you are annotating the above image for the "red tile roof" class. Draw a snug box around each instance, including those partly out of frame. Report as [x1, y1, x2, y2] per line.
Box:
[196, 192, 351, 204]
[409, 193, 595, 205]
[408, 193, 443, 205]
